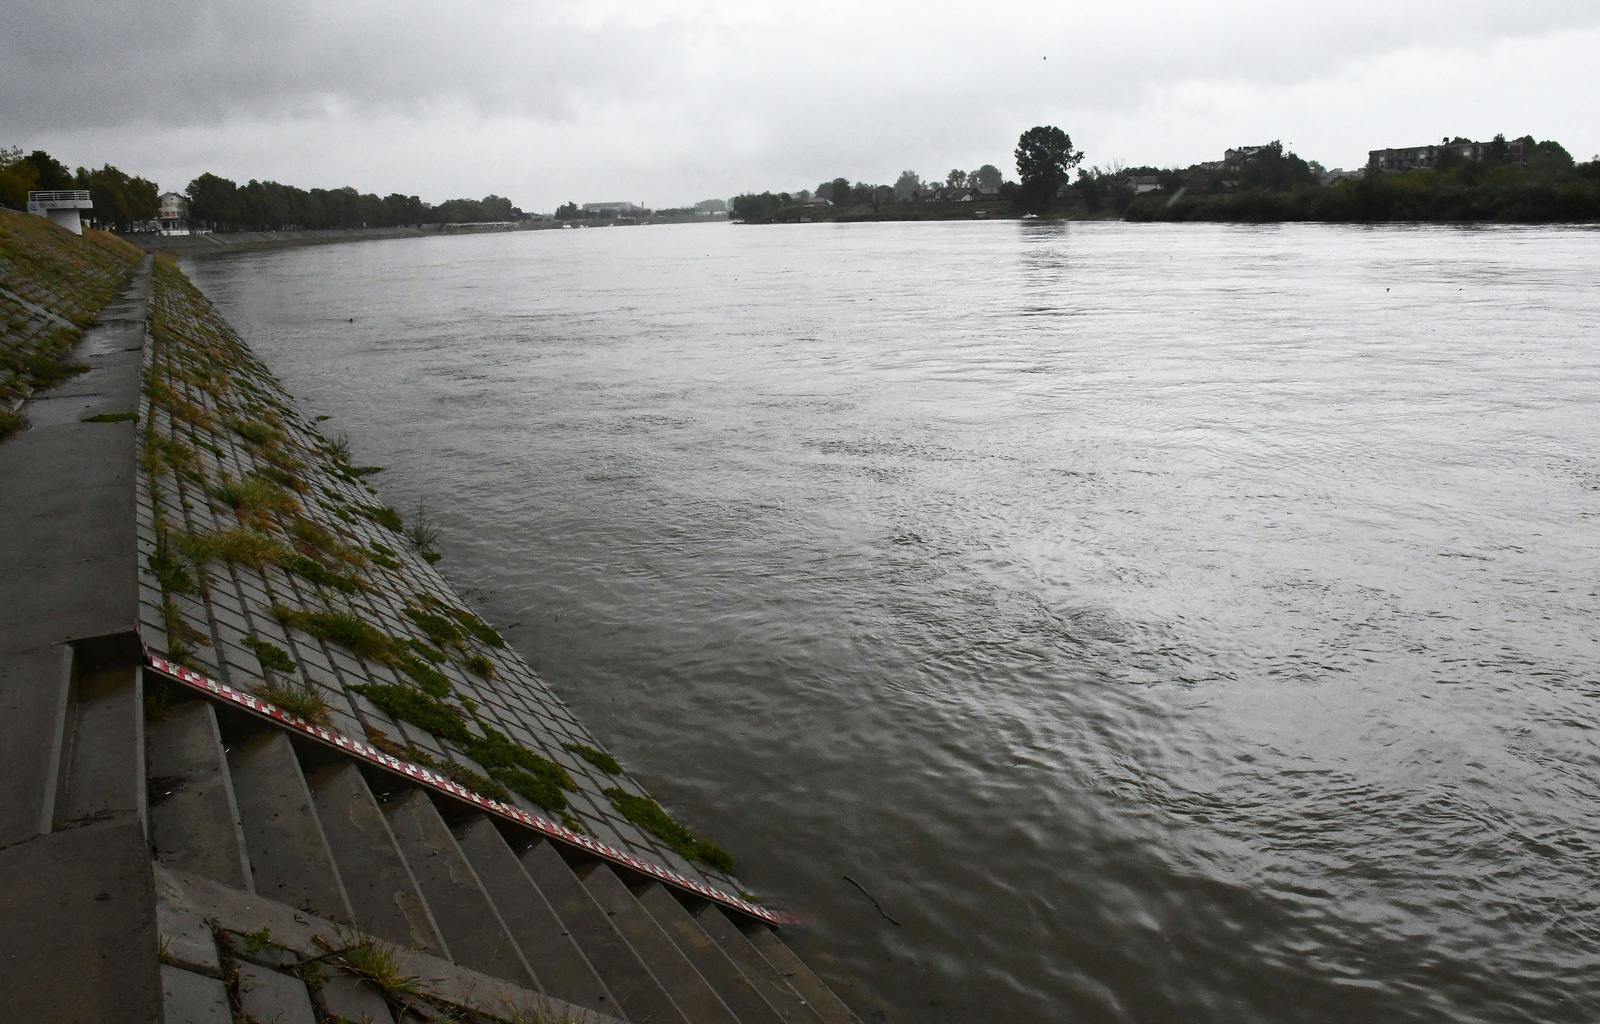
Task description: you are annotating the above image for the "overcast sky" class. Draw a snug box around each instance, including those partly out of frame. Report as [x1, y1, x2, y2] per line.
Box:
[4, 0, 1596, 211]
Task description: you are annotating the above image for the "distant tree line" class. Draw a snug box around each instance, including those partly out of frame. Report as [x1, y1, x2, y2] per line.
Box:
[183, 173, 520, 232]
[0, 146, 159, 232]
[1122, 135, 1600, 223]
[733, 128, 1600, 225]
[0, 145, 526, 233]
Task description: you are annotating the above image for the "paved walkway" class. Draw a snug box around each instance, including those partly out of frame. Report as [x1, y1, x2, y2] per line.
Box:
[0, 257, 160, 1023]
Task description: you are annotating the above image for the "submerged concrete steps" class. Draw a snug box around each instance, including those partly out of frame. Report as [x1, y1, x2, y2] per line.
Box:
[227, 729, 354, 921]
[694, 902, 827, 1024]
[518, 836, 693, 1024]
[147, 698, 252, 890]
[739, 924, 858, 1024]
[453, 813, 622, 1017]
[139, 675, 860, 1023]
[635, 881, 789, 1024]
[305, 761, 449, 957]
[581, 862, 744, 1024]
[381, 787, 537, 988]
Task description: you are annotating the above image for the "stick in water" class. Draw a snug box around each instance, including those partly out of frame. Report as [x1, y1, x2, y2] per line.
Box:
[842, 874, 901, 926]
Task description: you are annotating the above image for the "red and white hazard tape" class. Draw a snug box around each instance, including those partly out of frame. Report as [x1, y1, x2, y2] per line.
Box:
[145, 652, 792, 926]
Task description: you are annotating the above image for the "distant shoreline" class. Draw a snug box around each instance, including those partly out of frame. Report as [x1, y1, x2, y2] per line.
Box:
[122, 220, 556, 257]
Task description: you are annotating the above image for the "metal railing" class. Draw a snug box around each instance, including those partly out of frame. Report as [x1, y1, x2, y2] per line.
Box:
[27, 190, 94, 210]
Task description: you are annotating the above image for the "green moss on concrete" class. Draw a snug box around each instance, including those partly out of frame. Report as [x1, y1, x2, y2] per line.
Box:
[563, 742, 622, 775]
[604, 788, 733, 872]
[351, 683, 471, 743]
[273, 606, 395, 664]
[243, 636, 296, 673]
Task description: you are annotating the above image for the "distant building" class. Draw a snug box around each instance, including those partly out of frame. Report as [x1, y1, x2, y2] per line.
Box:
[1367, 138, 1527, 174]
[580, 201, 648, 218]
[694, 198, 727, 215]
[157, 191, 190, 235]
[1224, 146, 1268, 169]
[1129, 174, 1162, 195]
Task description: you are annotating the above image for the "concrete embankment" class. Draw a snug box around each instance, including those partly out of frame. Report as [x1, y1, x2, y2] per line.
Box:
[0, 208, 862, 1023]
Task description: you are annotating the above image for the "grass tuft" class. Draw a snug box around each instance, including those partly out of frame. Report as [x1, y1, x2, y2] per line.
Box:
[253, 679, 330, 725]
[358, 503, 404, 532]
[563, 741, 622, 775]
[81, 411, 137, 424]
[604, 788, 733, 872]
[177, 527, 285, 570]
[242, 635, 296, 673]
[273, 606, 395, 663]
[351, 683, 471, 743]
[0, 408, 26, 440]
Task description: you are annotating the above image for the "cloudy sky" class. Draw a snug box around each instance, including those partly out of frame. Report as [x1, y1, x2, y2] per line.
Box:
[4, 0, 1596, 212]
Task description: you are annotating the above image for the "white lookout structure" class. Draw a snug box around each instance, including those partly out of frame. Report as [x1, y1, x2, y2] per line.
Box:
[27, 189, 94, 234]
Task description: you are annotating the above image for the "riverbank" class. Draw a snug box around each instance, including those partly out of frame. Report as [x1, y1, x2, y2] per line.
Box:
[125, 220, 558, 257]
[0, 208, 863, 1022]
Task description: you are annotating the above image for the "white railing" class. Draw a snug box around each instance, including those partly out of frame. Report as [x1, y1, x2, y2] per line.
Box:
[27, 190, 94, 210]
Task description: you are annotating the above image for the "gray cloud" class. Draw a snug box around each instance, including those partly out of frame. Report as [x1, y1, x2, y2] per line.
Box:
[4, 0, 1597, 209]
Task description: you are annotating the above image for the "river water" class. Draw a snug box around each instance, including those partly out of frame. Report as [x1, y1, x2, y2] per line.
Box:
[185, 221, 1600, 1024]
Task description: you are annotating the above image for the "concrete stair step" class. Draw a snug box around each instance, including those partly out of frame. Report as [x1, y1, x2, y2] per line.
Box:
[635, 883, 787, 1024]
[161, 964, 233, 1024]
[227, 729, 353, 921]
[738, 924, 859, 1024]
[305, 760, 449, 958]
[694, 904, 825, 1024]
[236, 961, 318, 1024]
[0, 644, 72, 846]
[54, 662, 144, 830]
[146, 699, 252, 890]
[380, 788, 535, 988]
[517, 837, 692, 1024]
[581, 865, 742, 1024]
[452, 814, 620, 1018]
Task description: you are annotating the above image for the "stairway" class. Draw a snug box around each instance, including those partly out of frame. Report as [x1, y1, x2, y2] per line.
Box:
[144, 675, 859, 1023]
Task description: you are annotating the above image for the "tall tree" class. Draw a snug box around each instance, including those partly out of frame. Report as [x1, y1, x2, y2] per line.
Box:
[23, 150, 74, 191]
[830, 177, 852, 205]
[1015, 126, 1083, 213]
[945, 169, 965, 189]
[892, 170, 922, 200]
[974, 163, 1004, 190]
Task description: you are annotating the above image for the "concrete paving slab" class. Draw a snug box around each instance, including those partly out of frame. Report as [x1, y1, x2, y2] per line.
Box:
[161, 964, 233, 1024]
[0, 816, 160, 1024]
[157, 902, 223, 978]
[0, 644, 70, 846]
[237, 961, 317, 1024]
[319, 970, 396, 1024]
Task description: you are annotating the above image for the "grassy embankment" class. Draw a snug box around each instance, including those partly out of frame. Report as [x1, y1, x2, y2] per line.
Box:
[0, 208, 143, 437]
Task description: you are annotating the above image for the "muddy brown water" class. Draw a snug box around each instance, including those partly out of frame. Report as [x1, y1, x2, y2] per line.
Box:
[186, 221, 1600, 1023]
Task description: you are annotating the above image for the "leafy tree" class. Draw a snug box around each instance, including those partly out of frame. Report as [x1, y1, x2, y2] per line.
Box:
[76, 164, 158, 230]
[23, 150, 74, 191]
[974, 164, 1004, 190]
[830, 177, 851, 205]
[0, 146, 38, 209]
[555, 201, 578, 219]
[946, 169, 965, 189]
[892, 170, 922, 200]
[186, 172, 241, 231]
[1015, 126, 1084, 213]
